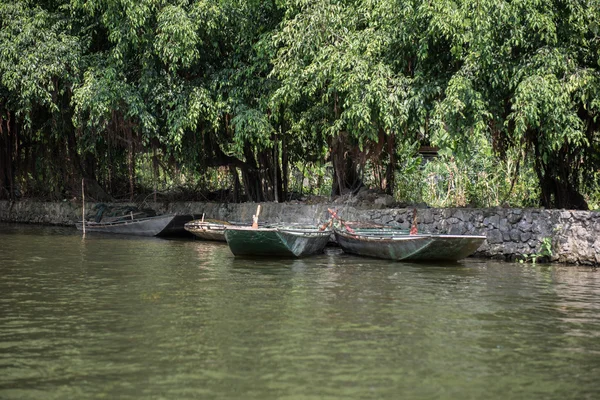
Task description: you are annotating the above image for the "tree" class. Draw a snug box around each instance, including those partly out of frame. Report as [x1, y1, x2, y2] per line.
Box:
[2, 0, 599, 209]
[71, 0, 285, 202]
[272, 0, 410, 196]
[0, 0, 109, 199]
[428, 0, 600, 209]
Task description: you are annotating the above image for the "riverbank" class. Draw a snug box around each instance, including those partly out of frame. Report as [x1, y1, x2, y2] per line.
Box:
[1, 200, 598, 265]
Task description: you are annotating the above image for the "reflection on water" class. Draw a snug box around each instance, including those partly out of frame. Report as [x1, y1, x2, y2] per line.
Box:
[1, 223, 599, 400]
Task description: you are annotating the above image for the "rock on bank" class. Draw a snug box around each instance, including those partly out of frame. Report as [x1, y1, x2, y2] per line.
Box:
[0, 200, 598, 266]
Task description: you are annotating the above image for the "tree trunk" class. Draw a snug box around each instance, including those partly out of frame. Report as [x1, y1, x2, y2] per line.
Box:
[241, 166, 263, 202]
[385, 132, 396, 196]
[257, 149, 274, 201]
[281, 135, 289, 201]
[331, 132, 362, 196]
[241, 146, 264, 202]
[230, 165, 241, 203]
[533, 130, 589, 210]
[273, 134, 279, 202]
[539, 172, 588, 210]
[127, 127, 135, 202]
[152, 143, 158, 203]
[0, 110, 16, 199]
[56, 87, 111, 202]
[277, 108, 288, 201]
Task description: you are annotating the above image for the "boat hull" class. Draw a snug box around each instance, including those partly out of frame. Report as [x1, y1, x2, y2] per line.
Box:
[76, 214, 195, 237]
[184, 220, 229, 242]
[403, 235, 486, 261]
[334, 230, 486, 261]
[224, 227, 331, 258]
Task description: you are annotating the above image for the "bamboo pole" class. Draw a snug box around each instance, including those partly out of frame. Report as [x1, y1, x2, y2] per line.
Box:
[81, 178, 86, 236]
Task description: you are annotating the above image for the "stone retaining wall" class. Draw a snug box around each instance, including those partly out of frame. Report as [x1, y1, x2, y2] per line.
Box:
[1, 200, 598, 265]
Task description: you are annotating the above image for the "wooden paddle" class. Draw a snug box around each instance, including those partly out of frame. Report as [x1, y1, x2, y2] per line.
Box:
[252, 204, 261, 229]
[327, 208, 355, 234]
[318, 219, 333, 231]
[409, 208, 418, 235]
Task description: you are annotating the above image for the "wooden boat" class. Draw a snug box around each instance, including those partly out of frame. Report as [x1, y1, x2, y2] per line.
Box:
[334, 225, 486, 262]
[224, 225, 332, 258]
[184, 219, 273, 241]
[184, 219, 231, 241]
[75, 214, 196, 237]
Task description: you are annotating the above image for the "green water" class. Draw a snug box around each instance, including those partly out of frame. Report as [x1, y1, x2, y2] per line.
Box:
[0, 223, 599, 399]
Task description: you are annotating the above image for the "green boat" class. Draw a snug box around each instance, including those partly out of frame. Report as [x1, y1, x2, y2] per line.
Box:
[334, 225, 486, 262]
[224, 225, 332, 258]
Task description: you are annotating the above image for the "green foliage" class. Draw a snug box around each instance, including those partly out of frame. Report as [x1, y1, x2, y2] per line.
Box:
[586, 172, 600, 210]
[420, 151, 540, 209]
[155, 4, 199, 70]
[0, 0, 81, 122]
[272, 0, 410, 144]
[1, 0, 599, 207]
[519, 237, 553, 264]
[393, 141, 425, 204]
[230, 106, 274, 156]
[287, 162, 332, 197]
[424, 0, 600, 209]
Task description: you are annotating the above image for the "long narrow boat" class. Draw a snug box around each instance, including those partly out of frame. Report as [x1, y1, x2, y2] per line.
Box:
[75, 214, 195, 237]
[184, 219, 272, 242]
[184, 219, 231, 242]
[224, 225, 332, 258]
[334, 226, 486, 262]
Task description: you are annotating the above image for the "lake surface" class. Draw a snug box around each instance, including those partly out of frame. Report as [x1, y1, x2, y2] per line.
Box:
[1, 223, 599, 400]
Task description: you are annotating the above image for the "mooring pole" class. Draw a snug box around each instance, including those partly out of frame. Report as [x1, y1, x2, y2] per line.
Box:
[82, 178, 86, 236]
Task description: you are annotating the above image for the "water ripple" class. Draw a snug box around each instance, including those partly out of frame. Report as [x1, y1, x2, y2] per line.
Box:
[1, 223, 599, 399]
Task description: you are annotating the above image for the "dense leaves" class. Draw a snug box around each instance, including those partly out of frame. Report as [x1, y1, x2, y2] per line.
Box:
[1, 0, 599, 208]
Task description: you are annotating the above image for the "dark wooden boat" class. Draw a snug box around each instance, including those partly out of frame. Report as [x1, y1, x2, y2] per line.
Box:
[224, 225, 332, 258]
[184, 219, 231, 241]
[334, 226, 486, 261]
[75, 214, 195, 237]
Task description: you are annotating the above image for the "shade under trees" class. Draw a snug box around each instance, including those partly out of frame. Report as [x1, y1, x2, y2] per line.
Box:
[1, 0, 599, 209]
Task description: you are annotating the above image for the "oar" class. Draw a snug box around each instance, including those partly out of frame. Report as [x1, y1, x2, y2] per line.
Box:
[409, 208, 418, 235]
[327, 208, 355, 234]
[252, 204, 261, 229]
[318, 218, 333, 231]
